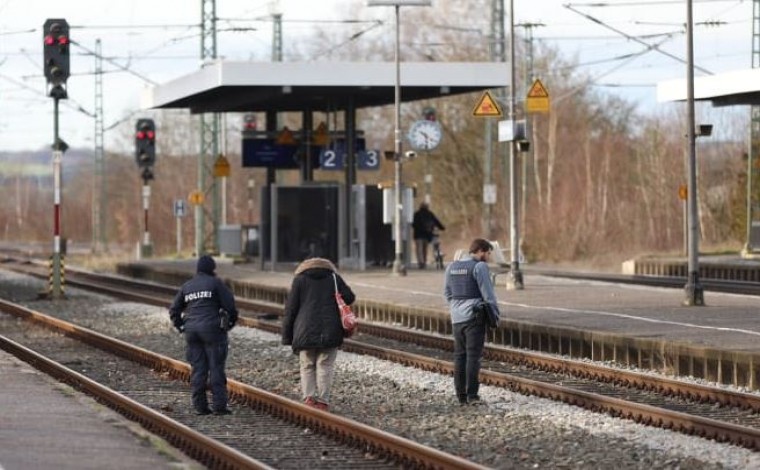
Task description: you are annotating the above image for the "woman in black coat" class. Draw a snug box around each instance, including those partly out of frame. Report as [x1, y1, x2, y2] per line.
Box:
[281, 257, 355, 411]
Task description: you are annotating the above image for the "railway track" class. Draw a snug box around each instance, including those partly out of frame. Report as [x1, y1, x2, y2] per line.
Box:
[527, 267, 760, 296]
[0, 298, 483, 469]
[4, 258, 760, 451]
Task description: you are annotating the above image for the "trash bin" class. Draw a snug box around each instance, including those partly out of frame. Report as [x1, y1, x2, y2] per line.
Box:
[243, 225, 259, 257]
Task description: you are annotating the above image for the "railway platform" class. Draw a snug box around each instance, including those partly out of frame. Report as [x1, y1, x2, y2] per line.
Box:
[0, 349, 193, 470]
[116, 256, 760, 391]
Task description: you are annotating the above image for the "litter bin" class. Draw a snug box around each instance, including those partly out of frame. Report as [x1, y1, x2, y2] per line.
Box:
[243, 225, 259, 257]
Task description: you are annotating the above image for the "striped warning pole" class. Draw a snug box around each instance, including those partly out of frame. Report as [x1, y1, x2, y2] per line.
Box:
[48, 255, 53, 293]
[50, 147, 64, 298]
[49, 255, 66, 296]
[60, 255, 66, 296]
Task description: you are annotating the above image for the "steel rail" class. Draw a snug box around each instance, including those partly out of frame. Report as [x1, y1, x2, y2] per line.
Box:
[343, 342, 760, 450]
[0, 298, 486, 470]
[8, 260, 760, 446]
[526, 268, 760, 296]
[50, 265, 760, 413]
[0, 333, 273, 470]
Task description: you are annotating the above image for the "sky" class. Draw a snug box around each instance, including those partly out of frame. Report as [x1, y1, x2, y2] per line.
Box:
[0, 0, 753, 153]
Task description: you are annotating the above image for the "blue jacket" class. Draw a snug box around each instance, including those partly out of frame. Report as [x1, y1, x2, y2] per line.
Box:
[169, 272, 238, 333]
[444, 256, 501, 325]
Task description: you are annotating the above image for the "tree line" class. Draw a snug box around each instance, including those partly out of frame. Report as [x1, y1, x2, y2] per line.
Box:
[0, 1, 748, 268]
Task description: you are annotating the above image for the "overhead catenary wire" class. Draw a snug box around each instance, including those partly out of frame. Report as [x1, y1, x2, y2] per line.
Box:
[310, 20, 383, 60]
[564, 3, 714, 75]
[71, 40, 158, 85]
[0, 72, 95, 117]
[552, 34, 675, 103]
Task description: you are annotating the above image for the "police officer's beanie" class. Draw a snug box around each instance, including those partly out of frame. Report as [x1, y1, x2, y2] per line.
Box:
[197, 255, 216, 275]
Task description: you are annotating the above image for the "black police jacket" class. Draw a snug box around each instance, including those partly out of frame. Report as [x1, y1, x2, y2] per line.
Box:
[169, 272, 238, 332]
[282, 258, 355, 353]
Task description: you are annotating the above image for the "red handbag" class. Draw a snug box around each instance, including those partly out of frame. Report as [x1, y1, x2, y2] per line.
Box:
[333, 273, 357, 337]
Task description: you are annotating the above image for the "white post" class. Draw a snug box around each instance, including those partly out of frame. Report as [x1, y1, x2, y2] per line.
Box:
[367, 0, 432, 276]
[506, 0, 524, 290]
[142, 184, 151, 245]
[221, 176, 227, 226]
[176, 216, 182, 254]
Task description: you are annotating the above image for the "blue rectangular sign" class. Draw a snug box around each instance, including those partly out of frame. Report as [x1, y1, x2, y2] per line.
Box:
[242, 138, 300, 168]
[357, 149, 381, 170]
[317, 138, 367, 171]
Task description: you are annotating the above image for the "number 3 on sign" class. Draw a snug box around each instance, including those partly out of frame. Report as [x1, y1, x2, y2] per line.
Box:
[320, 149, 345, 170]
[358, 150, 380, 170]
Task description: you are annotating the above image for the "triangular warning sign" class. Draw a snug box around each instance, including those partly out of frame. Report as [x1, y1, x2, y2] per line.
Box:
[313, 122, 329, 146]
[527, 79, 549, 98]
[276, 126, 297, 145]
[472, 91, 502, 117]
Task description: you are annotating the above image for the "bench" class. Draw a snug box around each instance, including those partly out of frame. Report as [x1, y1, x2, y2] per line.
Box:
[452, 240, 511, 285]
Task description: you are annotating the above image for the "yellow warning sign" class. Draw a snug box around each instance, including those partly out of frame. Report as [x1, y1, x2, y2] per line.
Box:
[526, 79, 550, 114]
[188, 190, 204, 206]
[313, 122, 329, 146]
[276, 126, 297, 145]
[472, 91, 502, 118]
[527, 79, 549, 98]
[213, 154, 231, 178]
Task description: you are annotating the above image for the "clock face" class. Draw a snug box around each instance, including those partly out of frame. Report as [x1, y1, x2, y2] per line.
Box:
[408, 120, 442, 151]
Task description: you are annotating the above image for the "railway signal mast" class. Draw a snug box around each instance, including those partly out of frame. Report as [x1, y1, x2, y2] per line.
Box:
[135, 119, 156, 258]
[43, 18, 70, 299]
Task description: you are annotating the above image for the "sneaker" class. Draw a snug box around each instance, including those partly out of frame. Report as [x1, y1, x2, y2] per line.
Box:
[457, 394, 467, 406]
[313, 401, 329, 412]
[213, 408, 232, 415]
[467, 396, 485, 406]
[304, 397, 317, 407]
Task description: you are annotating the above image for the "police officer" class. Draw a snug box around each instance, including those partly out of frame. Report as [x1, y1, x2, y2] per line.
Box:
[169, 255, 238, 415]
[443, 238, 501, 406]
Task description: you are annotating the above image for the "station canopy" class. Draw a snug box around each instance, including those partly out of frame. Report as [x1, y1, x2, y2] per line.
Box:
[657, 68, 760, 107]
[142, 61, 511, 113]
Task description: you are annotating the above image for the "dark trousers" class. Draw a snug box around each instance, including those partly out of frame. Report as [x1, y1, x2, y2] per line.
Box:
[453, 317, 486, 400]
[185, 329, 229, 411]
[415, 238, 429, 267]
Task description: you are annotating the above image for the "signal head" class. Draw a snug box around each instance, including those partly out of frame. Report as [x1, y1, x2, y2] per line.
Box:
[135, 119, 157, 168]
[42, 19, 70, 88]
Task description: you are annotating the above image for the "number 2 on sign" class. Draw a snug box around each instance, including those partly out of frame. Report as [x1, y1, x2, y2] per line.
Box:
[320, 149, 344, 170]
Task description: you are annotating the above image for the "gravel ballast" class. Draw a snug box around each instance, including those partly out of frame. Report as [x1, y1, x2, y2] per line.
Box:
[1, 269, 758, 469]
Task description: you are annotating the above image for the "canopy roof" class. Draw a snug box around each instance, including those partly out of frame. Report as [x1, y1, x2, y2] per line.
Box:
[142, 61, 511, 113]
[657, 68, 760, 107]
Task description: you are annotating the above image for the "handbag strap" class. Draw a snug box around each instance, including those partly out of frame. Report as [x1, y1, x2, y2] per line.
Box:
[332, 272, 339, 295]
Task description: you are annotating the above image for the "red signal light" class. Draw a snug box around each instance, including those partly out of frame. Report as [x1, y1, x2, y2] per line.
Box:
[57, 36, 69, 46]
[146, 130, 155, 140]
[136, 131, 146, 140]
[44, 35, 55, 46]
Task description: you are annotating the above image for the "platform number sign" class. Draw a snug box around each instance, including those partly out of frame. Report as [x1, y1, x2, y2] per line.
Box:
[358, 149, 380, 170]
[319, 149, 345, 170]
[318, 139, 378, 171]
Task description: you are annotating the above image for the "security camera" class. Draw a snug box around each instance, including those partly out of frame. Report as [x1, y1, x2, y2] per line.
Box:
[404, 150, 417, 160]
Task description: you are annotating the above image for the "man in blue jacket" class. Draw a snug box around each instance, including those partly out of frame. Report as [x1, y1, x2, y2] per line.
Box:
[169, 255, 238, 415]
[444, 238, 501, 406]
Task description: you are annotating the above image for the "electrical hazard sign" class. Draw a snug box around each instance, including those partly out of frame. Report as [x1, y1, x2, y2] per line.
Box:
[526, 79, 550, 114]
[472, 91, 502, 118]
